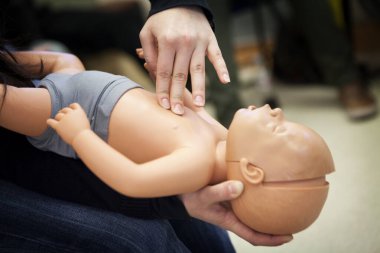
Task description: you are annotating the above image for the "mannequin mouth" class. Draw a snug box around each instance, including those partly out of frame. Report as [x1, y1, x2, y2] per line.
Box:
[248, 105, 257, 110]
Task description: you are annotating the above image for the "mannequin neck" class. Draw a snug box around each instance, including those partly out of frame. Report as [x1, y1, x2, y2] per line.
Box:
[211, 140, 228, 184]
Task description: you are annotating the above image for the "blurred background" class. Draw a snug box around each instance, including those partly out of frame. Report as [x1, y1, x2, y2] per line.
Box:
[3, 0, 380, 123]
[2, 0, 380, 252]
[226, 1, 380, 252]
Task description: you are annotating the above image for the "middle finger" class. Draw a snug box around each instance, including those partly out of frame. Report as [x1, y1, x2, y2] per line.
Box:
[170, 48, 193, 115]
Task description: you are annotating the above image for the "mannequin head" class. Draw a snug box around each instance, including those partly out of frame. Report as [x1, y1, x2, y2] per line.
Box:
[226, 104, 334, 235]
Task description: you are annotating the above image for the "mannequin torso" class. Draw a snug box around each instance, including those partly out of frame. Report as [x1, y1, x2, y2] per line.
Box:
[109, 88, 226, 164]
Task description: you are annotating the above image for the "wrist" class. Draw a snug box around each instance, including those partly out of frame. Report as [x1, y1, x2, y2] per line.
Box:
[71, 129, 93, 148]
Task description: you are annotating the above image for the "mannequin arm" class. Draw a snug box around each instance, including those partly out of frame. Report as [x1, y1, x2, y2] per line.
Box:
[47, 103, 214, 198]
[74, 130, 212, 197]
[12, 51, 85, 75]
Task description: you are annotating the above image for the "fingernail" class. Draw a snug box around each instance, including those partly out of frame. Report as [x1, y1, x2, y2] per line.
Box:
[194, 95, 204, 106]
[161, 98, 170, 109]
[173, 104, 184, 115]
[283, 235, 293, 243]
[229, 181, 244, 197]
[223, 73, 230, 83]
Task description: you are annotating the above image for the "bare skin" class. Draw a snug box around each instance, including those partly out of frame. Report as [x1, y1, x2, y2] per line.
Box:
[140, 7, 230, 114]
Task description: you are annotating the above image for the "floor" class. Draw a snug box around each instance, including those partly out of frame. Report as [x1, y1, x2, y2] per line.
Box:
[227, 79, 380, 253]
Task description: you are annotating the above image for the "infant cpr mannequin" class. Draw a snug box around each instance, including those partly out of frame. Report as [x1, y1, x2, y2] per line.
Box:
[226, 105, 335, 235]
[0, 49, 334, 241]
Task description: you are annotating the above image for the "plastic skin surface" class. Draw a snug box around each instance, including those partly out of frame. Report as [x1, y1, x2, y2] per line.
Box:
[226, 105, 335, 234]
[0, 54, 334, 235]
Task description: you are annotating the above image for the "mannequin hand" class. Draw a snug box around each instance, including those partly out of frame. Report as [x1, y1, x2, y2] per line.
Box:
[180, 181, 293, 246]
[139, 7, 229, 115]
[46, 103, 91, 145]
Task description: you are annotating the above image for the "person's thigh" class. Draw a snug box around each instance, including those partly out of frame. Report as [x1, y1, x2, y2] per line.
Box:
[170, 218, 236, 253]
[0, 180, 190, 253]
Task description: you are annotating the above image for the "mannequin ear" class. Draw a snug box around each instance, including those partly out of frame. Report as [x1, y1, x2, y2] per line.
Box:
[239, 158, 264, 184]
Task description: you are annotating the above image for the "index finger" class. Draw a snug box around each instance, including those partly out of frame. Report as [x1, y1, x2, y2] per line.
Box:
[140, 29, 158, 77]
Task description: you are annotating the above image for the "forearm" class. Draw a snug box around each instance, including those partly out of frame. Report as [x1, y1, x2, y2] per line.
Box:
[12, 51, 85, 75]
[72, 129, 141, 196]
[0, 84, 4, 108]
[71, 129, 211, 198]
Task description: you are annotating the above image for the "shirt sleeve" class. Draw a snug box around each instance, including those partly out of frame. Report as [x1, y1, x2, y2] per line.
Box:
[148, 0, 215, 30]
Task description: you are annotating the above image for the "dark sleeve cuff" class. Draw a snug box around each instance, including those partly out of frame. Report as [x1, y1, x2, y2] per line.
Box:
[148, 0, 215, 30]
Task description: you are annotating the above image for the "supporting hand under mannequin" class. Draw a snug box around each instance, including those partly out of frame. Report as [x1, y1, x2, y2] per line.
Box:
[139, 7, 230, 115]
[181, 180, 293, 246]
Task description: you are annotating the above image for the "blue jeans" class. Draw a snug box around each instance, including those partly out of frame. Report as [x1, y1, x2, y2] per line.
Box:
[0, 180, 235, 253]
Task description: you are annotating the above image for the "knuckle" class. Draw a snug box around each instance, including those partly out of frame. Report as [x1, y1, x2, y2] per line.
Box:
[158, 71, 172, 80]
[139, 30, 147, 40]
[145, 60, 155, 70]
[161, 34, 177, 45]
[191, 63, 204, 73]
[214, 49, 222, 58]
[160, 33, 196, 46]
[180, 34, 196, 46]
[173, 72, 187, 82]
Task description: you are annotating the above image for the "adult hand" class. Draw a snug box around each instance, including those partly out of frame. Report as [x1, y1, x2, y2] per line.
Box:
[180, 180, 293, 247]
[139, 7, 230, 115]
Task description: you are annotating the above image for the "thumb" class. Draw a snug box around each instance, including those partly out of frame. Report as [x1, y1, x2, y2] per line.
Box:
[226, 180, 244, 199]
[203, 181, 244, 204]
[46, 118, 58, 130]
